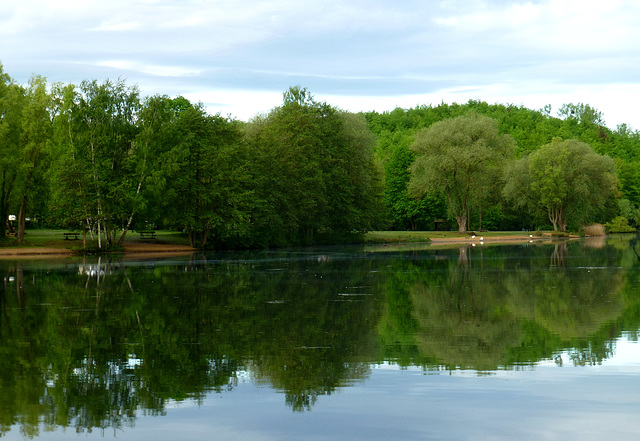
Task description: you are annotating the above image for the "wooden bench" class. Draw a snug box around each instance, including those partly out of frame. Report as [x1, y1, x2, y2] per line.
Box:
[64, 232, 80, 240]
[139, 230, 157, 240]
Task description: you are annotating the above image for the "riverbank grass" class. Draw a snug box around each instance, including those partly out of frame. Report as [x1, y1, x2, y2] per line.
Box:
[364, 230, 535, 243]
[0, 229, 191, 249]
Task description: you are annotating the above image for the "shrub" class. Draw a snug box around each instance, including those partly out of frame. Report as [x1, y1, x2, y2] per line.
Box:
[605, 216, 635, 233]
[583, 223, 606, 236]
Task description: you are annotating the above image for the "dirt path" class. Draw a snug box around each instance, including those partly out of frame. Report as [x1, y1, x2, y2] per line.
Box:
[0, 247, 74, 257]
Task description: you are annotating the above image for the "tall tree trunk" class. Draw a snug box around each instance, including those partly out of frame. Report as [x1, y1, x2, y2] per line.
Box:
[16, 197, 26, 244]
[117, 229, 129, 247]
[0, 171, 17, 238]
[117, 178, 144, 247]
[187, 228, 195, 248]
[447, 188, 467, 234]
[0, 171, 6, 238]
[456, 214, 467, 234]
[200, 226, 210, 249]
[97, 220, 102, 249]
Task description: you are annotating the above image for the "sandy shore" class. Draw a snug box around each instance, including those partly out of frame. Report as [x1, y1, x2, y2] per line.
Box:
[427, 234, 548, 244]
[0, 242, 197, 258]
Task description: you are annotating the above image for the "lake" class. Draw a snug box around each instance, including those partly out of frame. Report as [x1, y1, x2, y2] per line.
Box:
[2, 236, 640, 440]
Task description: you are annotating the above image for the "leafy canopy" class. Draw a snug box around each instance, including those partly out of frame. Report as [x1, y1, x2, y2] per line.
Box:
[503, 138, 619, 231]
[409, 112, 515, 233]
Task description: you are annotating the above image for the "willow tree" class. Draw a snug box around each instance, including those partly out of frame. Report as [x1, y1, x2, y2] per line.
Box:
[503, 138, 619, 231]
[408, 113, 515, 233]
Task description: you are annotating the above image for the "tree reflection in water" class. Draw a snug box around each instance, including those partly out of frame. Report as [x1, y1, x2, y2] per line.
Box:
[407, 242, 626, 371]
[1, 239, 640, 435]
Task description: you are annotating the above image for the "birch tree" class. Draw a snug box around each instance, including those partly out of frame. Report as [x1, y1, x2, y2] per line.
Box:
[50, 79, 140, 249]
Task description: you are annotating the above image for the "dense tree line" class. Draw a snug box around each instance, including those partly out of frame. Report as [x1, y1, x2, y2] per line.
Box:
[3, 61, 640, 247]
[0, 64, 382, 249]
[366, 101, 640, 232]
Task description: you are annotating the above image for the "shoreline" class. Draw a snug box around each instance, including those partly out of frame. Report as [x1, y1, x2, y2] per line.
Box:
[0, 233, 573, 259]
[0, 243, 197, 259]
[427, 234, 553, 245]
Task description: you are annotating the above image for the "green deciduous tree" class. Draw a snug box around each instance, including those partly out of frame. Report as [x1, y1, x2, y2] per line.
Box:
[408, 113, 515, 233]
[0, 64, 24, 239]
[504, 138, 619, 231]
[384, 140, 446, 230]
[246, 87, 383, 246]
[15, 76, 52, 243]
[50, 79, 141, 249]
[116, 95, 183, 245]
[162, 99, 252, 249]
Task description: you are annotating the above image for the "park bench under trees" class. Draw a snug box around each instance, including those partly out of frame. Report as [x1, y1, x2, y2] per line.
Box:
[138, 230, 156, 240]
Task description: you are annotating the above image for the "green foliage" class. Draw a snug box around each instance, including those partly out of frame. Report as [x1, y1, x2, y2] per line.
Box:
[504, 138, 619, 231]
[1, 68, 385, 249]
[160, 101, 253, 248]
[365, 100, 640, 232]
[616, 198, 640, 228]
[383, 140, 446, 230]
[243, 87, 383, 247]
[6, 56, 640, 246]
[409, 112, 515, 233]
[0, 65, 24, 238]
[14, 76, 53, 243]
[49, 79, 141, 249]
[605, 216, 635, 233]
[480, 203, 505, 231]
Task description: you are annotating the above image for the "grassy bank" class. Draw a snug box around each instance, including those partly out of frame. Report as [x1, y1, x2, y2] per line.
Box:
[1, 229, 540, 251]
[0, 229, 191, 249]
[364, 230, 536, 243]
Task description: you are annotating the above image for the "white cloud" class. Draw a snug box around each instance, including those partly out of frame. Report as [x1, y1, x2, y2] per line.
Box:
[1, 0, 640, 128]
[95, 60, 203, 77]
[433, 0, 640, 54]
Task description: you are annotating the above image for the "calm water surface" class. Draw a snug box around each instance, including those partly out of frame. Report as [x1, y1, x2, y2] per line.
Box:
[2, 237, 640, 440]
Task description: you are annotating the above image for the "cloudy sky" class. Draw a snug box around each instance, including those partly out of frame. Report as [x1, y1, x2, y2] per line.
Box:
[2, 0, 640, 129]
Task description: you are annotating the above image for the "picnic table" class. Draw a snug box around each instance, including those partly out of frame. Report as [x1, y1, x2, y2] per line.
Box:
[139, 230, 157, 240]
[64, 232, 80, 240]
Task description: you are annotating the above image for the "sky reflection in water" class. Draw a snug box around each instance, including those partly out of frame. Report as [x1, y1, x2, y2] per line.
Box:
[22, 340, 640, 441]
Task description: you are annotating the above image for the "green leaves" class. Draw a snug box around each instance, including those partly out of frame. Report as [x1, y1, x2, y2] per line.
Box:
[244, 87, 383, 246]
[160, 101, 252, 248]
[409, 113, 515, 233]
[504, 138, 618, 231]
